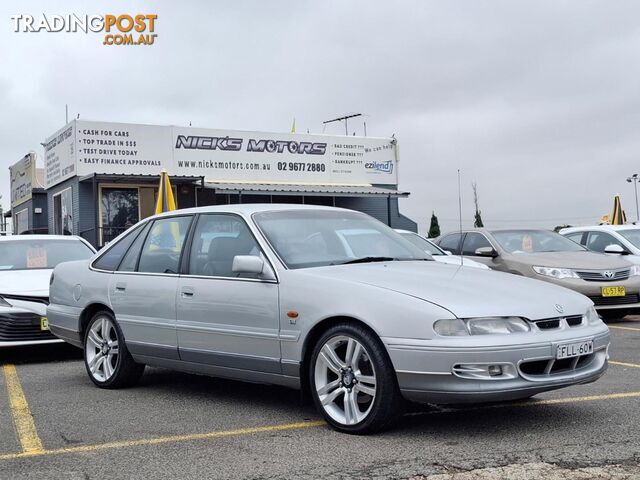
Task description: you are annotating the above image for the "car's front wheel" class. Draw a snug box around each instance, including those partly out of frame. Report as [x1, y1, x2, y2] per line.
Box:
[309, 323, 401, 434]
[84, 311, 144, 388]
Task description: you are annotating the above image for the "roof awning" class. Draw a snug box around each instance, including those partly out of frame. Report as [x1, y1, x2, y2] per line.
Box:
[79, 173, 204, 184]
[203, 182, 409, 198]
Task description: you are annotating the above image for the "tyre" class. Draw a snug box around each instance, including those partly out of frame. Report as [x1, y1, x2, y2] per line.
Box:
[599, 310, 629, 322]
[84, 310, 144, 389]
[309, 322, 401, 434]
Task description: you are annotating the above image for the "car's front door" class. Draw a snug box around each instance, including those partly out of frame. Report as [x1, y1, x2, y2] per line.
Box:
[176, 214, 281, 374]
[110, 215, 193, 360]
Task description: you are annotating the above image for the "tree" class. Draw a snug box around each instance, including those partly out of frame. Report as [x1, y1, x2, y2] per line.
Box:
[553, 224, 572, 233]
[428, 211, 441, 238]
[472, 182, 484, 228]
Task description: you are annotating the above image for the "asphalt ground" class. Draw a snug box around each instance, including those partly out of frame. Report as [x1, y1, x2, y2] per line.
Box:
[0, 318, 639, 479]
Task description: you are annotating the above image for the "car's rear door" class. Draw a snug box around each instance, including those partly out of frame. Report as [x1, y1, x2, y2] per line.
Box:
[176, 213, 281, 374]
[109, 215, 193, 360]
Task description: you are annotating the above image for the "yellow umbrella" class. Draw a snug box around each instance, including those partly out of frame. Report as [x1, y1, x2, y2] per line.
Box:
[155, 169, 176, 214]
[610, 195, 627, 225]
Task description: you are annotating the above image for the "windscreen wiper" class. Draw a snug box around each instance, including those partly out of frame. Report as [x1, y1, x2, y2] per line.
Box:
[339, 256, 396, 265]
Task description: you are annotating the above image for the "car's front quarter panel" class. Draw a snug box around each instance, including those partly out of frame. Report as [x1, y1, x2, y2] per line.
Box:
[47, 260, 112, 348]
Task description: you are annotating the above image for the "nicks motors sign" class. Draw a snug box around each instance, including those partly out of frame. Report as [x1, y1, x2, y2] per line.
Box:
[43, 120, 398, 188]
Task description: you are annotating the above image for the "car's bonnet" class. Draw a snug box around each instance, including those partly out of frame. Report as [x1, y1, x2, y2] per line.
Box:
[305, 261, 590, 319]
[503, 251, 633, 269]
[0, 269, 52, 297]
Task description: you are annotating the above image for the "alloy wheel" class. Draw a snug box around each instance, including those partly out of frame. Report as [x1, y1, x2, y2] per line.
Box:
[85, 316, 120, 382]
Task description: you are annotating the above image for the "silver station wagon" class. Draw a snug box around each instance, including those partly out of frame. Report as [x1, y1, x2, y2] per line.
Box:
[48, 205, 610, 434]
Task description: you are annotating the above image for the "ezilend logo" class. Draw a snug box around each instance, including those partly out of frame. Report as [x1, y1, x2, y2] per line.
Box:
[365, 160, 393, 174]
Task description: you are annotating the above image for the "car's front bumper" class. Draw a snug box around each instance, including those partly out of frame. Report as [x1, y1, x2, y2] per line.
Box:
[384, 328, 610, 404]
[0, 306, 60, 347]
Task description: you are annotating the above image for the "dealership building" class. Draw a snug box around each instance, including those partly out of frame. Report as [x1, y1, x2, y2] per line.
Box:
[10, 119, 416, 247]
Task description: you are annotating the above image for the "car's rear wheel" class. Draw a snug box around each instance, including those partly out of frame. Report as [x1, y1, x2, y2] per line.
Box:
[309, 323, 401, 434]
[84, 311, 144, 388]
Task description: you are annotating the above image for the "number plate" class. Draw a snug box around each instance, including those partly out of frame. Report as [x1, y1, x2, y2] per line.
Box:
[40, 317, 49, 331]
[556, 340, 593, 360]
[602, 286, 625, 297]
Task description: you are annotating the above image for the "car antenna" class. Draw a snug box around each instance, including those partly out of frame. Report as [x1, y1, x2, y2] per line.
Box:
[458, 169, 463, 266]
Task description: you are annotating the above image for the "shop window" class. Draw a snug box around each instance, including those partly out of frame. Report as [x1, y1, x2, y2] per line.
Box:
[14, 208, 28, 235]
[137, 216, 192, 274]
[53, 188, 73, 235]
[101, 188, 139, 244]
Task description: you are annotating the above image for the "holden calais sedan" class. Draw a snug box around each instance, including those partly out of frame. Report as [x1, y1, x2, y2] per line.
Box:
[48, 206, 609, 434]
[0, 235, 95, 346]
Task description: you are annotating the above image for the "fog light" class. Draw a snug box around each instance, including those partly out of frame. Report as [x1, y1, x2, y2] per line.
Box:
[488, 365, 503, 377]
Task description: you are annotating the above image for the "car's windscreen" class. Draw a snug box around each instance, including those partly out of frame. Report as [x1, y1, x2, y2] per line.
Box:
[0, 239, 94, 270]
[398, 232, 444, 255]
[618, 229, 640, 249]
[254, 210, 431, 269]
[491, 230, 588, 254]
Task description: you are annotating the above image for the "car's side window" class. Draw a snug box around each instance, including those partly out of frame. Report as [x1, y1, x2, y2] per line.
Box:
[92, 224, 145, 271]
[188, 214, 262, 278]
[118, 222, 152, 272]
[586, 232, 625, 253]
[564, 232, 584, 245]
[438, 233, 462, 255]
[137, 216, 193, 274]
[462, 233, 492, 256]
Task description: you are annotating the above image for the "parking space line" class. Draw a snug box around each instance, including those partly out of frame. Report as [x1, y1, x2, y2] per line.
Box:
[1, 387, 640, 461]
[608, 325, 640, 332]
[610, 360, 640, 369]
[2, 365, 44, 455]
[0, 420, 326, 461]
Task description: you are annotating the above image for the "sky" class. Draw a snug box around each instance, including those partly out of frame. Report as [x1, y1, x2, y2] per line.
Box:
[1, 0, 639, 233]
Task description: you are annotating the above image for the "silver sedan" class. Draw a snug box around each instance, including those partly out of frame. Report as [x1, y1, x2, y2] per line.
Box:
[47, 205, 610, 434]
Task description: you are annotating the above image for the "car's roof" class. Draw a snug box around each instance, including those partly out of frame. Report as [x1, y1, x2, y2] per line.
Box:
[0, 235, 86, 242]
[153, 203, 360, 218]
[561, 224, 640, 233]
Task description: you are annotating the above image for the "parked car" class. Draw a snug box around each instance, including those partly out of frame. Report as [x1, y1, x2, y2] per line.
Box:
[394, 229, 489, 269]
[560, 225, 640, 265]
[436, 228, 640, 320]
[48, 206, 609, 434]
[0, 235, 96, 346]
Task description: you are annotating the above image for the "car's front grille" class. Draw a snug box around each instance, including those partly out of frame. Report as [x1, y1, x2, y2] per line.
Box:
[588, 294, 640, 306]
[0, 313, 55, 342]
[519, 352, 596, 377]
[532, 315, 583, 330]
[2, 294, 49, 305]
[575, 269, 630, 282]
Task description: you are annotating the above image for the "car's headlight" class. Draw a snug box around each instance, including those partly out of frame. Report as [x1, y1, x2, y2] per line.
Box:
[434, 317, 530, 336]
[0, 296, 11, 307]
[584, 306, 602, 325]
[532, 266, 579, 279]
[630, 265, 640, 277]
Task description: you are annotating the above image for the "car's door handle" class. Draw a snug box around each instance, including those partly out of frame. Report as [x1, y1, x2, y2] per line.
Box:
[181, 287, 195, 298]
[115, 283, 127, 292]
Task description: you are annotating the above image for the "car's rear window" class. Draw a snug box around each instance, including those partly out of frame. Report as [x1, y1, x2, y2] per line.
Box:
[0, 239, 94, 271]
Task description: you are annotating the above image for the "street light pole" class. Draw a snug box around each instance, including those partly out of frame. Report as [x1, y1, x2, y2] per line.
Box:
[627, 173, 639, 223]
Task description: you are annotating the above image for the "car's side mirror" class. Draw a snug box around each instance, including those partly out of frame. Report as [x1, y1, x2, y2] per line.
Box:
[232, 255, 264, 275]
[604, 244, 627, 255]
[475, 246, 498, 258]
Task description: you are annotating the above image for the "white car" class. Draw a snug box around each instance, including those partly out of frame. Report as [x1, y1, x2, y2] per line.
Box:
[560, 225, 640, 265]
[395, 230, 490, 269]
[0, 235, 96, 346]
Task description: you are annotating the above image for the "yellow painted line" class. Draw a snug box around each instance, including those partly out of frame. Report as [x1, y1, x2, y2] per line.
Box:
[608, 325, 640, 332]
[0, 420, 326, 461]
[610, 360, 640, 369]
[2, 365, 44, 454]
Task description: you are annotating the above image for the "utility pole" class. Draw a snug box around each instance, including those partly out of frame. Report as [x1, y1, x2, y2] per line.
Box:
[323, 113, 362, 136]
[627, 173, 639, 223]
